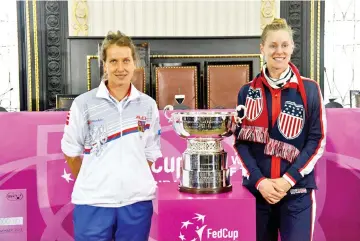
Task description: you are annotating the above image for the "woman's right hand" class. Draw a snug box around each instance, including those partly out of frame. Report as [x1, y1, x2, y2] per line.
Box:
[258, 178, 287, 204]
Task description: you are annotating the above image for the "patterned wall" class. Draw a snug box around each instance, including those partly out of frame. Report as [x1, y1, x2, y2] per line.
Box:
[68, 0, 281, 37]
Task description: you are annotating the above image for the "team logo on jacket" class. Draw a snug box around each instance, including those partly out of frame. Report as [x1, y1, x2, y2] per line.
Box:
[245, 87, 263, 121]
[88, 118, 107, 156]
[278, 101, 305, 139]
[137, 115, 147, 132]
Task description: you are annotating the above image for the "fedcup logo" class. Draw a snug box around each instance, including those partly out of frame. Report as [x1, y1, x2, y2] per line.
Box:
[179, 213, 239, 241]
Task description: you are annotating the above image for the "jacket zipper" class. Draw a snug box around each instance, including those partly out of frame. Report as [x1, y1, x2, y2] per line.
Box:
[271, 90, 281, 178]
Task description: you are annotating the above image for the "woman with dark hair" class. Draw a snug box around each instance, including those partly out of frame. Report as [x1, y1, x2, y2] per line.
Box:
[61, 31, 161, 241]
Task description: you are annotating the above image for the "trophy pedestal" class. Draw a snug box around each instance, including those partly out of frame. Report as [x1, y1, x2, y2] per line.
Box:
[155, 181, 256, 241]
[179, 138, 232, 194]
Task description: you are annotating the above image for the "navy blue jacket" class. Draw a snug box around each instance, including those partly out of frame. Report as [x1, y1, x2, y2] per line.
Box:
[234, 77, 327, 195]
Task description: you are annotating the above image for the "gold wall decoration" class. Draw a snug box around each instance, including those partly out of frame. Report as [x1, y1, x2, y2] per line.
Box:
[151, 54, 263, 71]
[72, 0, 88, 36]
[310, 0, 315, 80]
[25, 0, 32, 111]
[261, 0, 276, 30]
[310, 0, 321, 84]
[32, 0, 40, 111]
[316, 0, 321, 84]
[24, 0, 41, 111]
[87, 55, 99, 91]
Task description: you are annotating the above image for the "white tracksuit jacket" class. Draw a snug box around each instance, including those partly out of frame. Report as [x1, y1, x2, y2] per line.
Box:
[61, 81, 162, 207]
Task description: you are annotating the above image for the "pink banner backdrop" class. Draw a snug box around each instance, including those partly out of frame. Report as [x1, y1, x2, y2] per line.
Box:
[0, 189, 27, 240]
[0, 109, 359, 241]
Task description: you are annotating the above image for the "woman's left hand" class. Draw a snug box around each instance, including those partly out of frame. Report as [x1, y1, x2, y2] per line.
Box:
[270, 178, 292, 194]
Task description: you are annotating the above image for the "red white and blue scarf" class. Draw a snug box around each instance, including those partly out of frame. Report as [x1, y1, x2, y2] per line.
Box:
[237, 62, 308, 163]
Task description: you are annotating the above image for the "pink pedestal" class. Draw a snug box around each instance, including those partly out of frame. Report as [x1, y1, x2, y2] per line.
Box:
[156, 181, 256, 241]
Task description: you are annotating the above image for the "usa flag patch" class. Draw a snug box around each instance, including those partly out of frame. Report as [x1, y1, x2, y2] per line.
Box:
[278, 101, 305, 139]
[245, 87, 263, 121]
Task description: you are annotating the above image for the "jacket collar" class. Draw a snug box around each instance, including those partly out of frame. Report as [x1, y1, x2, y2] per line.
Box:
[96, 80, 140, 102]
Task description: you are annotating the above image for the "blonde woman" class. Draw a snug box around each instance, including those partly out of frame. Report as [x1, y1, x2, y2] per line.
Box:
[234, 18, 326, 241]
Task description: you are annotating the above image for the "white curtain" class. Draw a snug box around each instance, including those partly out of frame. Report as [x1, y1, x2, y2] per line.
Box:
[324, 0, 360, 107]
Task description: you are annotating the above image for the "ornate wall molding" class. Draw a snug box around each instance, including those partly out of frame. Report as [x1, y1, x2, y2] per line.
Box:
[260, 0, 276, 30]
[19, 0, 37, 111]
[17, 0, 68, 110]
[45, 1, 62, 109]
[33, 0, 40, 111]
[280, 1, 311, 77]
[25, 0, 33, 111]
[70, 0, 88, 36]
[69, 1, 273, 37]
[287, 1, 302, 70]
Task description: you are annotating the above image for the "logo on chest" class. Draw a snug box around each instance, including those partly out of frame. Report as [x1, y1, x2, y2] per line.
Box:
[136, 115, 147, 132]
[87, 118, 108, 156]
[278, 101, 305, 139]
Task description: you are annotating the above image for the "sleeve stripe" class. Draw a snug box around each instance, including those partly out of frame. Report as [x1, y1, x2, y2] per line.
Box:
[255, 177, 266, 190]
[299, 83, 327, 176]
[283, 173, 296, 187]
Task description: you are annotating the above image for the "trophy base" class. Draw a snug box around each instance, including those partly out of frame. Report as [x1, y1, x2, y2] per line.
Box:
[179, 185, 232, 194]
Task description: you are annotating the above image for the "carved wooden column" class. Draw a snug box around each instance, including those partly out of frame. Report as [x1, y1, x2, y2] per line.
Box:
[17, 0, 68, 111]
[281, 0, 325, 94]
[43, 1, 69, 109]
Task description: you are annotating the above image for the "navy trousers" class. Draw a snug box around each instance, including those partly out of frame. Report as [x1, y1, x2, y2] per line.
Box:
[73, 200, 153, 241]
[256, 189, 316, 241]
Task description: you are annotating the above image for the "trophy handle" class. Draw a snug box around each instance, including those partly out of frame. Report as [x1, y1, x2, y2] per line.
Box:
[235, 104, 247, 125]
[163, 105, 174, 122]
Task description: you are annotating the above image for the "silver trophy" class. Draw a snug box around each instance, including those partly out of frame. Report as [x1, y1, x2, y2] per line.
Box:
[163, 105, 246, 194]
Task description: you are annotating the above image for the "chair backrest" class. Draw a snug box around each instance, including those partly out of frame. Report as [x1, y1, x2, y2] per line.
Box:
[132, 68, 146, 93]
[205, 61, 251, 109]
[153, 63, 200, 110]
